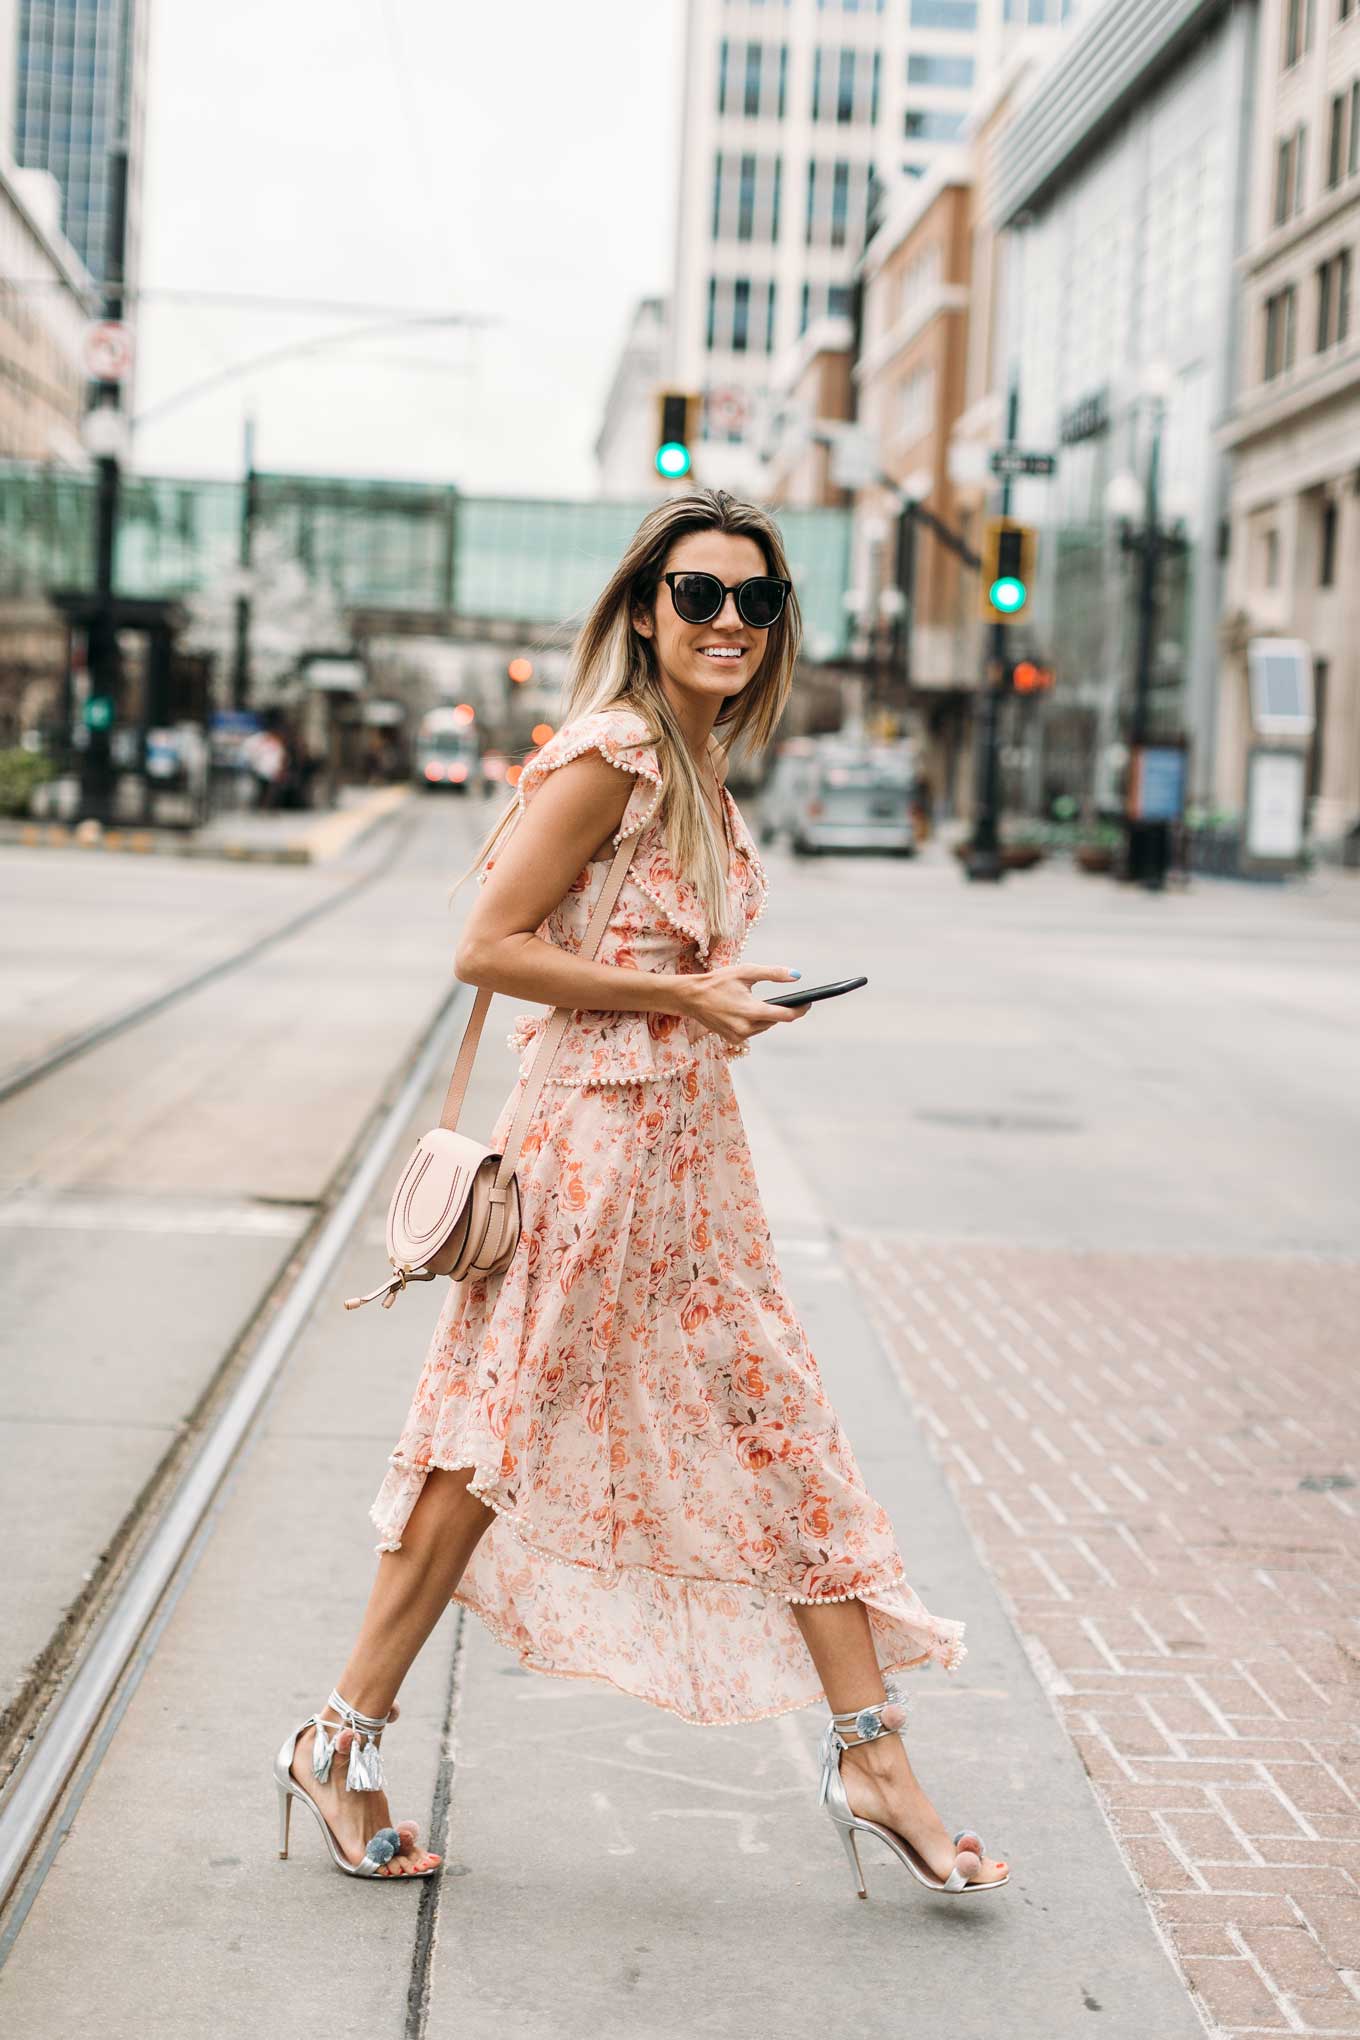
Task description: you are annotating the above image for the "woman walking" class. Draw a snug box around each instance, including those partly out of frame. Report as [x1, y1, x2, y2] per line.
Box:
[275, 488, 1008, 1897]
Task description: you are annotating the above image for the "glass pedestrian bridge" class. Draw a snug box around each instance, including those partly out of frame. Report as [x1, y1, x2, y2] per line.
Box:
[0, 463, 854, 658]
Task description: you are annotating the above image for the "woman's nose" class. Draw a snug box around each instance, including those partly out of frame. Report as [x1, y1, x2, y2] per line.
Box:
[714, 590, 742, 628]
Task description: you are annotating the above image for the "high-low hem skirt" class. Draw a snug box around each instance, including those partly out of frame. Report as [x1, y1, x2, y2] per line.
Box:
[369, 1037, 966, 1728]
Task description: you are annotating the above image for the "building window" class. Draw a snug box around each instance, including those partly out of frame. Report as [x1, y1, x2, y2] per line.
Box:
[732, 276, 751, 349]
[816, 0, 885, 11]
[1283, 0, 1313, 64]
[1315, 246, 1352, 347]
[904, 107, 967, 141]
[1350, 82, 1359, 177]
[1263, 283, 1297, 377]
[712, 150, 783, 242]
[907, 51, 975, 85]
[895, 364, 935, 442]
[1319, 500, 1337, 585]
[1274, 136, 1290, 224]
[1274, 123, 1310, 218]
[909, 0, 977, 22]
[718, 40, 788, 118]
[805, 156, 872, 246]
[705, 275, 778, 355]
[799, 280, 854, 333]
[811, 44, 881, 122]
[1328, 94, 1345, 186]
[1264, 528, 1280, 584]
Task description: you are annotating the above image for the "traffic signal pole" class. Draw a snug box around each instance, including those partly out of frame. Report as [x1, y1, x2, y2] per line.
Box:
[965, 375, 1020, 883]
[78, 3, 134, 825]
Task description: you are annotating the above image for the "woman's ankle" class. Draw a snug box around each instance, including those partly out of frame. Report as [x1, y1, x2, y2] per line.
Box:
[840, 1735, 905, 1786]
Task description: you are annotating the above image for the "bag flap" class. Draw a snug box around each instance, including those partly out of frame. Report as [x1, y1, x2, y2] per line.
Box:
[387, 1127, 500, 1267]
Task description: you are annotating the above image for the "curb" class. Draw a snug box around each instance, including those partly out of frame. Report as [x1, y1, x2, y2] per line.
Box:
[0, 784, 412, 866]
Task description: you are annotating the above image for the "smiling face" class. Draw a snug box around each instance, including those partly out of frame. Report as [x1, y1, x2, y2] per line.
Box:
[632, 529, 773, 713]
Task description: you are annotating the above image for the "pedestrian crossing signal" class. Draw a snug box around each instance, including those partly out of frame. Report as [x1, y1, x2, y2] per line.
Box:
[655, 391, 697, 481]
[979, 520, 1036, 623]
[1012, 661, 1055, 694]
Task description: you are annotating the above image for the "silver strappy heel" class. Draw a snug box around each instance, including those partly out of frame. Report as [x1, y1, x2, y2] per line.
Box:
[273, 1687, 439, 1879]
[818, 1685, 1009, 1898]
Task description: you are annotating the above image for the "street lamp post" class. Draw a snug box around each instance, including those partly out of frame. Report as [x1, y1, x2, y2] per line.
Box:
[77, 7, 135, 826]
[231, 415, 258, 712]
[1105, 372, 1191, 890]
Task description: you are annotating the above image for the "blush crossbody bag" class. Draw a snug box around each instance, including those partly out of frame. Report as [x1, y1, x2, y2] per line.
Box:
[343, 819, 643, 1313]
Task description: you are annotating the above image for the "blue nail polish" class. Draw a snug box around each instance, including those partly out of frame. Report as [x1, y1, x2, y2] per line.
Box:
[788, 969, 801, 978]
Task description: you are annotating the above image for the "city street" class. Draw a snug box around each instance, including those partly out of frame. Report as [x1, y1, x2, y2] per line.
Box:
[1, 795, 1354, 2037]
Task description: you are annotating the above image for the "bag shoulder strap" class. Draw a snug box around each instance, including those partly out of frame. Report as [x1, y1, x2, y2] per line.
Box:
[436, 816, 643, 1183]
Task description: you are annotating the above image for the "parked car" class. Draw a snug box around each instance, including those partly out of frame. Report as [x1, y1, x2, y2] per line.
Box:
[765, 737, 920, 857]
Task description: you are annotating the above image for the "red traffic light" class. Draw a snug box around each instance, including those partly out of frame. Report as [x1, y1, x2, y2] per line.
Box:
[1012, 661, 1054, 694]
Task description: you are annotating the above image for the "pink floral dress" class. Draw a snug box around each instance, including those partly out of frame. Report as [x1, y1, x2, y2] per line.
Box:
[369, 706, 966, 1725]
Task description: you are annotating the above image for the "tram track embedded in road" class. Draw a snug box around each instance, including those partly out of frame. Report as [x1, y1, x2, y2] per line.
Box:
[0, 923, 475, 1941]
[0, 797, 418, 1107]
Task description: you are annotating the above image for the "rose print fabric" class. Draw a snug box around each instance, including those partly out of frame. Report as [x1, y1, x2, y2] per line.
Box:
[369, 707, 965, 1725]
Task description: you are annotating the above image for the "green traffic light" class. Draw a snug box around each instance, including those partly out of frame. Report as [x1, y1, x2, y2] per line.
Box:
[989, 575, 1026, 614]
[83, 695, 114, 730]
[655, 441, 691, 479]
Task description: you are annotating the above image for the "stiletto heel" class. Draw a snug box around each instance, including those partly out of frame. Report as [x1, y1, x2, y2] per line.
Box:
[839, 1821, 868, 1898]
[816, 1685, 1009, 1899]
[272, 1687, 441, 1880]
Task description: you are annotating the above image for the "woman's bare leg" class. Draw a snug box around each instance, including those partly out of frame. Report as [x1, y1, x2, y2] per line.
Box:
[793, 1600, 1006, 1885]
[289, 1467, 494, 1876]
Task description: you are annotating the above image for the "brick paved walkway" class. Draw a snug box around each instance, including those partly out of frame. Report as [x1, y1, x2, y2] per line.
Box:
[841, 1232, 1360, 2039]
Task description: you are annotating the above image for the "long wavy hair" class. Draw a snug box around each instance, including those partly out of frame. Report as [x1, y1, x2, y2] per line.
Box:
[452, 488, 801, 944]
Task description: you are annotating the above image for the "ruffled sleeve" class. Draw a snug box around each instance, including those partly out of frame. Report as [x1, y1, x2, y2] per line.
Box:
[515, 708, 664, 847]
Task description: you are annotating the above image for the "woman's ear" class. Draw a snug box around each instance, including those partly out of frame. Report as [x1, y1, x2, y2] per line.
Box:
[632, 602, 655, 640]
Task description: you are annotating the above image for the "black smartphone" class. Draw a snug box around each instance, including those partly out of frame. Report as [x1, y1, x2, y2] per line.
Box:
[763, 975, 868, 1008]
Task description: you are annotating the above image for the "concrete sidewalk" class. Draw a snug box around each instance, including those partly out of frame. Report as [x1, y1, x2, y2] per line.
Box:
[0, 782, 411, 865]
[0, 1002, 1204, 2038]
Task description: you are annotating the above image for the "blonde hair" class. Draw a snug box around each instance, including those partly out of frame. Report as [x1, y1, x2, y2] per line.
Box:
[452, 488, 801, 943]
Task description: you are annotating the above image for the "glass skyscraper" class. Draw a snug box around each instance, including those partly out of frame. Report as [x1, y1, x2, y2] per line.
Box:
[12, 0, 147, 291]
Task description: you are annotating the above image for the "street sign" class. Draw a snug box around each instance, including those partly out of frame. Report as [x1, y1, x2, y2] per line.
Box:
[1128, 745, 1187, 823]
[988, 448, 1056, 479]
[83, 321, 133, 383]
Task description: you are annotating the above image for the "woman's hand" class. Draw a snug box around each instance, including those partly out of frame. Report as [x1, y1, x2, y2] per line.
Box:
[676, 964, 810, 1045]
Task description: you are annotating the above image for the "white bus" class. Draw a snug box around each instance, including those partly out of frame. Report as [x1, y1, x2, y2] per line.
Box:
[413, 708, 479, 793]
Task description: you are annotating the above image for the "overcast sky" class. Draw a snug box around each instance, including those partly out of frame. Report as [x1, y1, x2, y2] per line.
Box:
[133, 0, 679, 496]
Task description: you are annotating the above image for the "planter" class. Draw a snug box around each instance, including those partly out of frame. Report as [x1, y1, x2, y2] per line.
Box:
[1001, 844, 1044, 871]
[1076, 844, 1115, 874]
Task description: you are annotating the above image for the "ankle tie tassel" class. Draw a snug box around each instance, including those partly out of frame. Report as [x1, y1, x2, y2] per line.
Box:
[310, 1688, 389, 1794]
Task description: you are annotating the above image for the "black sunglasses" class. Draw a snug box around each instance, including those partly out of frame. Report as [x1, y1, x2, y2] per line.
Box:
[661, 571, 791, 630]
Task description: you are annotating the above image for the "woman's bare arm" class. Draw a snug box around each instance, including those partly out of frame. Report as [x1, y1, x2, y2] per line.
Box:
[453, 752, 804, 1040]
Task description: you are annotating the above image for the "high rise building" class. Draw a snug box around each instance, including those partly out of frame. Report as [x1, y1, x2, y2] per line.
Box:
[11, 0, 149, 294]
[668, 0, 1080, 492]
